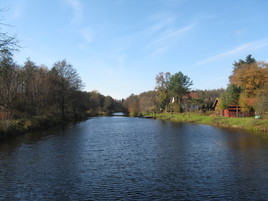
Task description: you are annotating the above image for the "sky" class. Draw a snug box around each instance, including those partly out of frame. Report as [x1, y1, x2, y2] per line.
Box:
[1, 0, 268, 99]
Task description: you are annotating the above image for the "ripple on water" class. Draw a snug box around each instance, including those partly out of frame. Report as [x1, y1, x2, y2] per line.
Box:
[1, 117, 268, 200]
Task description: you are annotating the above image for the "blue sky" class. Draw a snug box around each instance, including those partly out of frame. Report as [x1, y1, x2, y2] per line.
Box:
[1, 0, 268, 99]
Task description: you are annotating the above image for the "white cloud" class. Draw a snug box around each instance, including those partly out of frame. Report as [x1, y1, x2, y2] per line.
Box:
[150, 46, 169, 57]
[81, 27, 94, 44]
[154, 23, 194, 44]
[67, 0, 83, 23]
[144, 15, 175, 35]
[194, 39, 268, 66]
[143, 13, 194, 45]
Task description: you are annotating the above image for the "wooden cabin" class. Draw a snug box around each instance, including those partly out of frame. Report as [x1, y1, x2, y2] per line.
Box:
[213, 98, 255, 117]
[224, 105, 242, 117]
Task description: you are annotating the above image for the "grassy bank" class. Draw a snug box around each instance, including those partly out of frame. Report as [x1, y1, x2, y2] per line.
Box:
[0, 115, 64, 140]
[0, 110, 115, 141]
[143, 112, 268, 133]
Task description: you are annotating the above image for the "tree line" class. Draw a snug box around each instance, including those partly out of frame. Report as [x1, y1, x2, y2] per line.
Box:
[123, 71, 224, 116]
[123, 55, 268, 118]
[0, 57, 122, 122]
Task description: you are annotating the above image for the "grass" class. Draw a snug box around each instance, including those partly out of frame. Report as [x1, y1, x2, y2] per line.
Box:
[144, 112, 268, 133]
[0, 115, 62, 140]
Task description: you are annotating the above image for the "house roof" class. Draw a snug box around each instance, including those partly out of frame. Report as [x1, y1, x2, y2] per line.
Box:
[212, 98, 219, 108]
[182, 91, 199, 100]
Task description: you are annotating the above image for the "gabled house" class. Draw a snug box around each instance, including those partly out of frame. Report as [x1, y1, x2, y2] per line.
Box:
[213, 98, 255, 117]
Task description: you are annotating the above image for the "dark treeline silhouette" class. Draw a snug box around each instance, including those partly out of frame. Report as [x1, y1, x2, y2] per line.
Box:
[0, 56, 122, 121]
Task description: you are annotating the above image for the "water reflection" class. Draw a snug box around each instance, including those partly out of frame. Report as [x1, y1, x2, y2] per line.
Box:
[1, 117, 268, 200]
[112, 112, 126, 116]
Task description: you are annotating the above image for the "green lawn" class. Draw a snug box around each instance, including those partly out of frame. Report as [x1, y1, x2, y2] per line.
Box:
[145, 112, 268, 133]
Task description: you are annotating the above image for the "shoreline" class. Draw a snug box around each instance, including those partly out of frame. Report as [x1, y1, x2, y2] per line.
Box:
[2, 112, 267, 141]
[0, 115, 90, 141]
[0, 111, 122, 141]
[142, 112, 268, 133]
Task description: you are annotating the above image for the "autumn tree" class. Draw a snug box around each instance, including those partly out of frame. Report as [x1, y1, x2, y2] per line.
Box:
[138, 91, 159, 113]
[123, 94, 140, 116]
[229, 55, 268, 97]
[254, 85, 268, 117]
[155, 72, 170, 112]
[238, 91, 254, 112]
[103, 96, 114, 114]
[88, 90, 105, 114]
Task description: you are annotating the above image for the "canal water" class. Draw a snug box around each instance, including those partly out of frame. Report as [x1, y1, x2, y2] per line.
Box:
[1, 116, 268, 200]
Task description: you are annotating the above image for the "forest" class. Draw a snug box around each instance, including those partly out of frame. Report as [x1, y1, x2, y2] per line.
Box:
[0, 56, 122, 137]
[0, 56, 121, 119]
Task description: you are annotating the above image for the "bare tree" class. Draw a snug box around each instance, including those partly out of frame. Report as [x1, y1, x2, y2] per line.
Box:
[0, 56, 20, 117]
[51, 59, 83, 120]
[0, 9, 19, 56]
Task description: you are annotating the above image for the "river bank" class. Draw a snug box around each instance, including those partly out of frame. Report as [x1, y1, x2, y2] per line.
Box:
[0, 113, 93, 141]
[0, 111, 121, 141]
[0, 115, 67, 141]
[2, 112, 267, 141]
[143, 112, 268, 133]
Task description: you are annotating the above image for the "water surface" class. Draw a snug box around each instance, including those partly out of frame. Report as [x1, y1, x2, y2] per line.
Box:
[1, 116, 268, 200]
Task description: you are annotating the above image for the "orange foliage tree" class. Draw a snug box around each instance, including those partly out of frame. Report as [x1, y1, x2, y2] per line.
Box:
[229, 61, 268, 97]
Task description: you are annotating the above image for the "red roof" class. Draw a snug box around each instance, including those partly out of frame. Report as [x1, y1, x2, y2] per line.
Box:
[247, 98, 255, 106]
[189, 91, 198, 99]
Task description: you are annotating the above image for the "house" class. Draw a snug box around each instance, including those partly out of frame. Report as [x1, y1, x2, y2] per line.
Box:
[212, 98, 219, 112]
[224, 105, 242, 117]
[169, 91, 200, 112]
[213, 98, 255, 117]
[181, 91, 199, 111]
